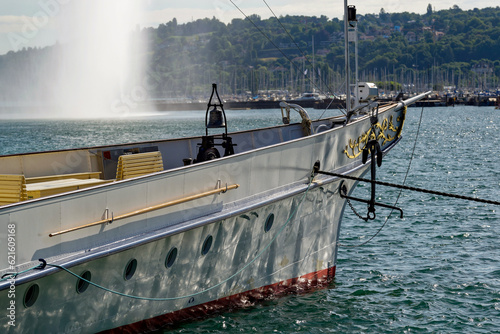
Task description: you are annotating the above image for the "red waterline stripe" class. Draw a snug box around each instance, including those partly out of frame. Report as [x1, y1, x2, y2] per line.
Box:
[100, 266, 336, 334]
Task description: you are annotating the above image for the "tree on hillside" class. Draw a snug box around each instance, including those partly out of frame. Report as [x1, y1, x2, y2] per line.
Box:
[427, 4, 433, 16]
[1, 7, 500, 100]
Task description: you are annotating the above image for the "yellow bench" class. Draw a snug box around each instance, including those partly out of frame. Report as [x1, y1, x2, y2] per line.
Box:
[25, 171, 108, 199]
[25, 172, 102, 184]
[26, 178, 110, 199]
[0, 174, 28, 206]
[1, 172, 108, 204]
[1, 151, 164, 205]
[116, 151, 164, 180]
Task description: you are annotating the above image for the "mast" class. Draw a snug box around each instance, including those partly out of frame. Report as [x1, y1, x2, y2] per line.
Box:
[354, 16, 359, 104]
[312, 35, 315, 93]
[344, 2, 359, 115]
[343, 0, 350, 115]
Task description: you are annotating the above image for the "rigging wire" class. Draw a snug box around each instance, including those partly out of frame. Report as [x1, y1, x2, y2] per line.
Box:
[228, 0, 294, 70]
[316, 77, 348, 119]
[261, 0, 341, 98]
[228, 0, 304, 90]
[229, 0, 347, 116]
[261, 0, 347, 118]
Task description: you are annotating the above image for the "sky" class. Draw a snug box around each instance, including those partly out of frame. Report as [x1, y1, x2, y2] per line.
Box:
[0, 0, 495, 55]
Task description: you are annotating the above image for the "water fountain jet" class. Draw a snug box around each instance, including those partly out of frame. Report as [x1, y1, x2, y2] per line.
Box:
[49, 0, 146, 118]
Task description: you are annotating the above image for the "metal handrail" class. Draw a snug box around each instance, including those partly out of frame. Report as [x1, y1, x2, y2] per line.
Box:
[49, 184, 240, 237]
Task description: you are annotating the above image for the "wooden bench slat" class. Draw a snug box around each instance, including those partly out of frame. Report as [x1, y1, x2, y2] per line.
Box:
[119, 159, 162, 167]
[0, 188, 25, 195]
[0, 174, 27, 205]
[119, 151, 161, 159]
[0, 193, 23, 199]
[0, 183, 25, 189]
[116, 152, 164, 180]
[1, 172, 109, 205]
[0, 174, 26, 181]
[26, 172, 102, 184]
[122, 163, 163, 172]
[26, 178, 111, 199]
[119, 156, 161, 163]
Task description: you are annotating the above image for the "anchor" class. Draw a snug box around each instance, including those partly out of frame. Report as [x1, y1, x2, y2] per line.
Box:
[339, 140, 403, 220]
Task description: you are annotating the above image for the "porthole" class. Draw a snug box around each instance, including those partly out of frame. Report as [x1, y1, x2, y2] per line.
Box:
[165, 247, 178, 268]
[124, 259, 137, 281]
[264, 213, 275, 233]
[23, 284, 39, 308]
[201, 235, 213, 256]
[76, 270, 91, 294]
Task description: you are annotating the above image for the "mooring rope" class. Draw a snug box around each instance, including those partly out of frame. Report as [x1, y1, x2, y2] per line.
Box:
[0, 263, 45, 282]
[5, 172, 316, 301]
[319, 171, 500, 207]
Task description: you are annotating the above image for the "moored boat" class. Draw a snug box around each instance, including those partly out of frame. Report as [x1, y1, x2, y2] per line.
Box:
[0, 2, 430, 333]
[0, 93, 428, 334]
[295, 92, 324, 101]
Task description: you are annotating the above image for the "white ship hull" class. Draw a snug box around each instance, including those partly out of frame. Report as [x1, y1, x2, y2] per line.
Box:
[0, 99, 421, 333]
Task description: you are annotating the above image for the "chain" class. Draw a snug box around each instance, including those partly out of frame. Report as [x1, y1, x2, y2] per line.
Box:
[346, 198, 368, 222]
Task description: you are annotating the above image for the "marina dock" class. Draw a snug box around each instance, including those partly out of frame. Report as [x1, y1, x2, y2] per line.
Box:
[141, 93, 499, 111]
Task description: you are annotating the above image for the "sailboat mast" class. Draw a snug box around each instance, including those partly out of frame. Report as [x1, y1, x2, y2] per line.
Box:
[312, 35, 315, 93]
[354, 16, 359, 104]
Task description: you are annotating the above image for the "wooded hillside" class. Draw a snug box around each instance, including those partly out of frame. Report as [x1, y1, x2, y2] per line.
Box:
[1, 5, 499, 103]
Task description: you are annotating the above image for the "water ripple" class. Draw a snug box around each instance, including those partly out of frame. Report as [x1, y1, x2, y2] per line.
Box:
[2, 106, 499, 333]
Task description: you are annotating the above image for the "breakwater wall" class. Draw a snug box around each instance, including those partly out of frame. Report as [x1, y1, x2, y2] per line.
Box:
[144, 94, 498, 112]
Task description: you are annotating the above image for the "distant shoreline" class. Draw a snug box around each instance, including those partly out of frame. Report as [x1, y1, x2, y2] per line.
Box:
[0, 94, 498, 115]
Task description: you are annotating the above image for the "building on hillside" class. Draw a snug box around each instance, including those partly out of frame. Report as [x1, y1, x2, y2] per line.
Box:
[405, 31, 416, 43]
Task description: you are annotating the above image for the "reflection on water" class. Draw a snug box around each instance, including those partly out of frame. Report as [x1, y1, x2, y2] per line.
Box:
[1, 106, 498, 333]
[0, 108, 341, 155]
